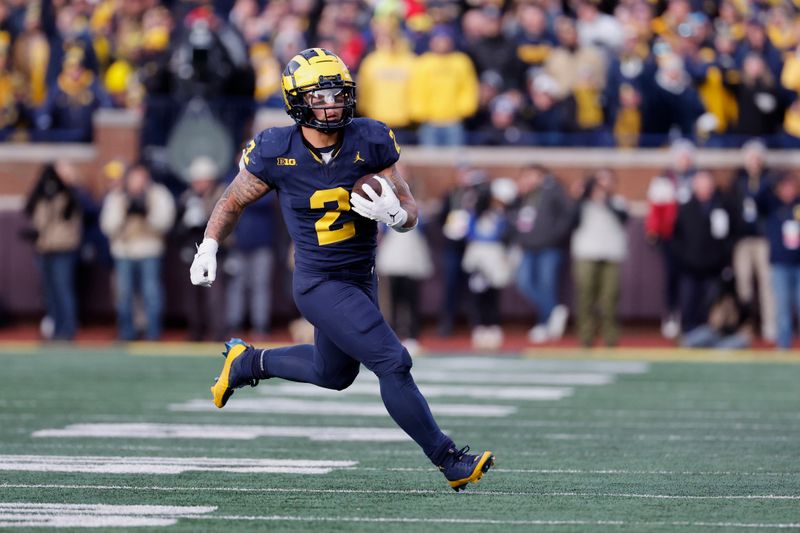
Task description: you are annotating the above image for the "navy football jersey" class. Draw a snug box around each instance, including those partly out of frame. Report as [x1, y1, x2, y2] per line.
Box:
[241, 118, 401, 272]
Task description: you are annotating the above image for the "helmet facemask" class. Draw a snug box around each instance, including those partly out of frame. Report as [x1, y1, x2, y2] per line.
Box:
[286, 76, 356, 133]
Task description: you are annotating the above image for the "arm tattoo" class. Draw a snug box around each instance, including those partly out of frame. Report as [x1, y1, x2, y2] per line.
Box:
[382, 165, 418, 228]
[205, 169, 270, 241]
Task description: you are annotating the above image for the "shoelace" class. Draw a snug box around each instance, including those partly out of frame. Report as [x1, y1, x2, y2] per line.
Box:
[439, 445, 472, 470]
[454, 445, 471, 460]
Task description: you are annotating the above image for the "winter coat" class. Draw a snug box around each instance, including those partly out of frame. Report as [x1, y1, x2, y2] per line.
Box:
[100, 184, 176, 259]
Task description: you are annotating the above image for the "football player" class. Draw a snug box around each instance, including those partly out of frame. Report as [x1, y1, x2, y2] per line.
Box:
[190, 48, 494, 491]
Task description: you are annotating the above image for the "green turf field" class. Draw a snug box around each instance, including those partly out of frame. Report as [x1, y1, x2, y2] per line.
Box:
[0, 345, 799, 531]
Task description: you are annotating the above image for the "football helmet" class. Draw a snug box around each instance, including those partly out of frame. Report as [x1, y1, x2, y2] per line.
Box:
[281, 48, 356, 132]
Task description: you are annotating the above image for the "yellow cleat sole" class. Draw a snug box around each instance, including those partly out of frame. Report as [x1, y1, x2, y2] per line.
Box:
[448, 451, 495, 491]
[210, 344, 249, 409]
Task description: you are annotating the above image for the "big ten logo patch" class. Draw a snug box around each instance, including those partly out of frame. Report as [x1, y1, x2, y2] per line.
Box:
[278, 157, 297, 166]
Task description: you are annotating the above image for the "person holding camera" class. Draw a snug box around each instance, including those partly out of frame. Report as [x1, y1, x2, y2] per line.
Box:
[100, 163, 175, 341]
[23, 162, 83, 340]
[570, 169, 629, 347]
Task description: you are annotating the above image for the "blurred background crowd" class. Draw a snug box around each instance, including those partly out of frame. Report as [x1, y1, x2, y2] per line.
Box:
[5, 0, 800, 351]
[4, 0, 800, 147]
[21, 137, 800, 351]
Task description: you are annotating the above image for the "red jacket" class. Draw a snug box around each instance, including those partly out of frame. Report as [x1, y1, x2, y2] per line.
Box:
[645, 172, 691, 240]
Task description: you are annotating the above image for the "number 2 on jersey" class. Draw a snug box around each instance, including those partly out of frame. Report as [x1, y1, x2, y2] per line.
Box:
[310, 187, 356, 246]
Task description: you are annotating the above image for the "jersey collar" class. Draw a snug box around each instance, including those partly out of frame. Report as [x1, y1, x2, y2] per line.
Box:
[299, 126, 345, 164]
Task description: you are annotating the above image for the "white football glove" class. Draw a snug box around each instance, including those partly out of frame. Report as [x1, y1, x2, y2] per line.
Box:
[350, 176, 408, 229]
[190, 238, 218, 287]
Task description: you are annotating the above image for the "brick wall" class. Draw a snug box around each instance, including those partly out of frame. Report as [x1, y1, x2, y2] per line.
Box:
[2, 110, 790, 326]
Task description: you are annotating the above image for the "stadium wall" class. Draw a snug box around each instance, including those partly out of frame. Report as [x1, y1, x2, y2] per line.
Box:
[1, 110, 795, 325]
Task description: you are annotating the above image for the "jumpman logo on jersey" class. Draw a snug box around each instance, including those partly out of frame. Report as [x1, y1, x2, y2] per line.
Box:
[354, 151, 365, 164]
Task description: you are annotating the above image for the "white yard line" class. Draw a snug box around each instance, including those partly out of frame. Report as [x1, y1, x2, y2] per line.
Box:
[3, 484, 798, 500]
[415, 358, 650, 374]
[0, 455, 356, 475]
[267, 382, 573, 401]
[32, 423, 411, 442]
[544, 433, 799, 443]
[363, 371, 615, 385]
[0, 503, 216, 529]
[529, 407, 800, 421]
[438, 419, 800, 431]
[169, 398, 517, 417]
[183, 515, 800, 529]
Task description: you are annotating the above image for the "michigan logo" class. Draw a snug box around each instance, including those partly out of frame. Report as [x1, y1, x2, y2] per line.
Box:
[278, 158, 297, 166]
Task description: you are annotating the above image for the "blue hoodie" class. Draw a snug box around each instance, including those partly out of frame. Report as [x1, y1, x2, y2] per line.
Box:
[756, 184, 800, 265]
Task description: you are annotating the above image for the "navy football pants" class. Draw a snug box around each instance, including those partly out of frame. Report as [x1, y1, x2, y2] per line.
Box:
[257, 270, 454, 465]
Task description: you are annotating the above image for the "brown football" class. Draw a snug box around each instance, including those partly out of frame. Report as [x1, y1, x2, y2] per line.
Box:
[352, 174, 383, 199]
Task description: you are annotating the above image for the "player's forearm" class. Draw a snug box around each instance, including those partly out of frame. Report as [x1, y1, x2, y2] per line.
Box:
[204, 169, 270, 242]
[387, 167, 418, 229]
[204, 193, 245, 242]
[399, 197, 418, 228]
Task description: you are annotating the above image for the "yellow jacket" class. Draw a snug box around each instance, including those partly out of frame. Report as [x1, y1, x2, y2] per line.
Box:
[781, 54, 800, 91]
[357, 46, 416, 128]
[696, 49, 738, 133]
[409, 51, 478, 124]
[781, 55, 800, 137]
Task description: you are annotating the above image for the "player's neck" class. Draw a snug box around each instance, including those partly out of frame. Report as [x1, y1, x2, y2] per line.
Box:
[301, 126, 340, 149]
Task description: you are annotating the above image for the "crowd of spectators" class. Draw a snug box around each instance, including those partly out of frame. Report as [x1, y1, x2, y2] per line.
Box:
[10, 0, 800, 349]
[4, 0, 800, 148]
[20, 140, 800, 349]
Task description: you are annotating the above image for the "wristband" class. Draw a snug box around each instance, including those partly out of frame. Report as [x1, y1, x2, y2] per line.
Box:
[197, 237, 219, 255]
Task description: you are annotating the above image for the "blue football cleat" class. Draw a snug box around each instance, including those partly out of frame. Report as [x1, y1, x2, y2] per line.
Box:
[439, 445, 495, 491]
[210, 338, 259, 408]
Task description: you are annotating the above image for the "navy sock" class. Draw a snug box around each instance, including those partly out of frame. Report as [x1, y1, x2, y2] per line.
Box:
[249, 347, 268, 381]
[257, 344, 323, 384]
[378, 370, 454, 466]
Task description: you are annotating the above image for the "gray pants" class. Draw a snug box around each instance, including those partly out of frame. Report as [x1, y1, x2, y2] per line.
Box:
[225, 248, 274, 333]
[733, 237, 775, 340]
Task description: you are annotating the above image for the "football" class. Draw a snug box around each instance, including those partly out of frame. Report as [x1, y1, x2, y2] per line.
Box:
[352, 174, 383, 199]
